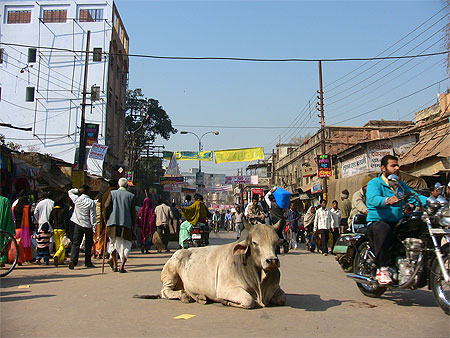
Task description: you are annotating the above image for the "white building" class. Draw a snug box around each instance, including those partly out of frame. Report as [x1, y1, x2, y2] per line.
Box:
[0, 0, 129, 177]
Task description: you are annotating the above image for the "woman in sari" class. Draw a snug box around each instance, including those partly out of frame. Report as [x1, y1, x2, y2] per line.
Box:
[0, 196, 15, 266]
[138, 198, 156, 254]
[12, 193, 34, 262]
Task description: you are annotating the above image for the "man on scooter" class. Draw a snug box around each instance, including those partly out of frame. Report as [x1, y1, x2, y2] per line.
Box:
[366, 155, 426, 285]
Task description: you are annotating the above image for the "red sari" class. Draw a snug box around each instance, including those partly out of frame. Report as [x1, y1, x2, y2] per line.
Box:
[12, 205, 33, 262]
[138, 198, 156, 245]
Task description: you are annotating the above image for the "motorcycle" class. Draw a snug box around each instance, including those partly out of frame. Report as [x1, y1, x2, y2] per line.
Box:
[334, 213, 368, 272]
[185, 223, 209, 248]
[346, 186, 450, 315]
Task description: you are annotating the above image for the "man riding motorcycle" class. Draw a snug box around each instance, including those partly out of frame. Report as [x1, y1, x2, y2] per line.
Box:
[366, 155, 427, 285]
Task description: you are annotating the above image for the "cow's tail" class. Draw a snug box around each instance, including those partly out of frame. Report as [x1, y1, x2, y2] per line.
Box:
[133, 294, 161, 299]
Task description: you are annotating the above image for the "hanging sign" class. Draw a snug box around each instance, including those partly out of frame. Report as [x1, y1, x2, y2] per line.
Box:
[311, 182, 323, 194]
[88, 143, 108, 160]
[225, 176, 252, 184]
[160, 176, 184, 185]
[126, 171, 134, 186]
[251, 188, 264, 199]
[85, 123, 99, 146]
[317, 154, 332, 178]
[302, 165, 316, 177]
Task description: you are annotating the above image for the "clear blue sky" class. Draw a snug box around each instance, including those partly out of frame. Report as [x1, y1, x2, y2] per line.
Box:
[115, 0, 449, 174]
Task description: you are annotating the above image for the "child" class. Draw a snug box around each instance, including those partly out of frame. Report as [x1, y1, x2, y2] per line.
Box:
[33, 223, 53, 265]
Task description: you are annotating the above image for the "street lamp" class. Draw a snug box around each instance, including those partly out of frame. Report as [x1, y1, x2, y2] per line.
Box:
[180, 130, 219, 173]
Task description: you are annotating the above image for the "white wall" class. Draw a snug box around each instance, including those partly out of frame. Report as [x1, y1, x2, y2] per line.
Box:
[0, 0, 114, 174]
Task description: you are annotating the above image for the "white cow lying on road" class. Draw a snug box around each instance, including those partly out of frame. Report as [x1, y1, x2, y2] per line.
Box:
[159, 220, 286, 309]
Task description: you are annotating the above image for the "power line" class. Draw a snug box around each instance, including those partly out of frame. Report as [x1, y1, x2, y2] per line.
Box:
[1, 41, 449, 62]
[173, 124, 318, 129]
[325, 8, 448, 92]
[330, 78, 448, 125]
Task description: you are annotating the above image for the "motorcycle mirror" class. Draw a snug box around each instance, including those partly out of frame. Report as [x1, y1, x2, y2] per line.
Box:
[387, 174, 400, 188]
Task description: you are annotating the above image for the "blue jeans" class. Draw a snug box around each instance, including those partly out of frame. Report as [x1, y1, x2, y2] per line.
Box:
[37, 247, 50, 263]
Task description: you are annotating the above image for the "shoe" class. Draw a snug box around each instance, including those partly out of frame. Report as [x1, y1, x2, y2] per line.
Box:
[44, 261, 49, 265]
[323, 253, 328, 256]
[36, 259, 41, 265]
[85, 263, 95, 268]
[165, 249, 171, 253]
[119, 268, 127, 273]
[54, 257, 58, 267]
[68, 261, 74, 270]
[376, 267, 393, 285]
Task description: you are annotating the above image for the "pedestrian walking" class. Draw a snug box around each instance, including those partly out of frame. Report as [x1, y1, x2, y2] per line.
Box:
[104, 178, 136, 273]
[33, 191, 54, 232]
[304, 205, 316, 252]
[224, 209, 232, 231]
[154, 199, 173, 253]
[329, 200, 341, 254]
[68, 185, 97, 269]
[49, 195, 68, 266]
[287, 203, 300, 249]
[138, 197, 156, 254]
[33, 222, 52, 265]
[233, 206, 244, 239]
[314, 200, 332, 256]
[212, 210, 221, 233]
[340, 189, 352, 233]
[12, 191, 34, 262]
[0, 195, 15, 265]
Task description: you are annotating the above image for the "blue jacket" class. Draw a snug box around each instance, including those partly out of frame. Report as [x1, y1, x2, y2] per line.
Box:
[366, 175, 427, 223]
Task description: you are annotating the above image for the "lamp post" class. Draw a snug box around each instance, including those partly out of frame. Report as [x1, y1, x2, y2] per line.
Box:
[180, 131, 219, 173]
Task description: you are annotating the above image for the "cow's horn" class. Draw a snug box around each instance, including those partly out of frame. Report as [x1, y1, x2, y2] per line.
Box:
[243, 218, 254, 231]
[273, 220, 283, 231]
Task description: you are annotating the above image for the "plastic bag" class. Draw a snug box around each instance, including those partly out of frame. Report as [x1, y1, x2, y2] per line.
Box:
[62, 235, 72, 248]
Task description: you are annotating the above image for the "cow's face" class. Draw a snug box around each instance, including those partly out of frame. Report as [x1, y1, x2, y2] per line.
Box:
[234, 221, 283, 271]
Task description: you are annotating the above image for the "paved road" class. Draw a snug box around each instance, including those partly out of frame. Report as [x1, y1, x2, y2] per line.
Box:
[1, 231, 449, 337]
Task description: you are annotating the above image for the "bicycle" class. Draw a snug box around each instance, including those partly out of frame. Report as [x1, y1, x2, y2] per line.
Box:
[0, 229, 19, 277]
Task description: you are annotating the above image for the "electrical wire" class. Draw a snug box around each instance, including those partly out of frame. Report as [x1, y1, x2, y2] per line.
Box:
[1, 41, 448, 63]
[325, 8, 448, 92]
[330, 78, 448, 125]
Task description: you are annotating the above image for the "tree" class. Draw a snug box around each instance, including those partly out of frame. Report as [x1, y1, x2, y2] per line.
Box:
[0, 134, 22, 151]
[125, 89, 177, 180]
[290, 133, 313, 145]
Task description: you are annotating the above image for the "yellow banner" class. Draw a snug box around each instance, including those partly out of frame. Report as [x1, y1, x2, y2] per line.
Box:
[214, 147, 264, 164]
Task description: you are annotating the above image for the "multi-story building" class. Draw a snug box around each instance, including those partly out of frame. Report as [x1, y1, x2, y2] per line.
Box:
[0, 0, 129, 177]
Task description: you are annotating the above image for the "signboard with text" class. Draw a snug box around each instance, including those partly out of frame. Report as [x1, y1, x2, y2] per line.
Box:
[160, 176, 184, 185]
[85, 123, 99, 146]
[302, 165, 316, 177]
[88, 143, 108, 160]
[317, 154, 332, 178]
[225, 176, 252, 184]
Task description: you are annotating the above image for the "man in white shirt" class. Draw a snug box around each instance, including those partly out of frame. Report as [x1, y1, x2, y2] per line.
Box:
[34, 191, 54, 232]
[67, 185, 97, 269]
[155, 200, 173, 252]
[314, 199, 332, 256]
[329, 200, 342, 254]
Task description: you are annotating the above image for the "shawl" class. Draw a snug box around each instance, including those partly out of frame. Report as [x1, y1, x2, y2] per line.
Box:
[12, 204, 32, 248]
[138, 198, 156, 239]
[303, 206, 315, 226]
[181, 200, 207, 226]
[0, 196, 15, 234]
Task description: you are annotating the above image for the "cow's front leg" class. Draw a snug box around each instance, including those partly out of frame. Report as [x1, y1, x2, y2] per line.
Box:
[219, 287, 258, 309]
[269, 287, 286, 306]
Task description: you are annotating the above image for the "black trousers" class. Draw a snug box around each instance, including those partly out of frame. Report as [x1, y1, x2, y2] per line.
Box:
[319, 229, 329, 254]
[70, 224, 93, 266]
[331, 228, 340, 252]
[156, 225, 170, 250]
[366, 221, 395, 268]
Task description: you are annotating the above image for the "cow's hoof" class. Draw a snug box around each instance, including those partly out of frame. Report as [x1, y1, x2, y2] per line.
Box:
[180, 292, 194, 303]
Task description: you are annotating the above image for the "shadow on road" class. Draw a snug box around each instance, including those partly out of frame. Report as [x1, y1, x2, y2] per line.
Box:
[381, 289, 438, 308]
[1, 273, 102, 288]
[0, 292, 56, 302]
[285, 293, 346, 311]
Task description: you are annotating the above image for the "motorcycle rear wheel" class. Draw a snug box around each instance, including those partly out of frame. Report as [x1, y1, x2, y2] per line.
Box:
[353, 241, 387, 297]
[430, 250, 450, 315]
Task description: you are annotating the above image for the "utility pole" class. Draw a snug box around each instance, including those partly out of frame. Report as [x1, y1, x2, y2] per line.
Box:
[78, 30, 91, 174]
[318, 60, 327, 200]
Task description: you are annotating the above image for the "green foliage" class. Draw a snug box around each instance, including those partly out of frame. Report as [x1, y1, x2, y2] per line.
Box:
[0, 134, 22, 151]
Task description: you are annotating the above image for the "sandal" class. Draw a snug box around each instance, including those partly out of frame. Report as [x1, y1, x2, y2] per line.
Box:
[107, 259, 118, 272]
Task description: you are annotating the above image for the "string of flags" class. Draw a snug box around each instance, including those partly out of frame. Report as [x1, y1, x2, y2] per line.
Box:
[162, 147, 264, 164]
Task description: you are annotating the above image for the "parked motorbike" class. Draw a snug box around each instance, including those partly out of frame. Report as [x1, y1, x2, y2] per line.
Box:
[334, 213, 368, 272]
[346, 189, 450, 315]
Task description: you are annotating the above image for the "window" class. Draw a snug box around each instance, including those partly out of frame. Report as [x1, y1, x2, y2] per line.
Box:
[28, 48, 37, 63]
[7, 10, 31, 24]
[79, 9, 103, 22]
[0, 49, 4, 64]
[26, 87, 35, 102]
[93, 48, 102, 62]
[42, 10, 67, 23]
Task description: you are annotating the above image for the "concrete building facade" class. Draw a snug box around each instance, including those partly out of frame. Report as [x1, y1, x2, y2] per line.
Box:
[0, 0, 129, 176]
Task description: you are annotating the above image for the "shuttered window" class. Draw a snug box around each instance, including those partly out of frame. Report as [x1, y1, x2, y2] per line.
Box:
[42, 10, 67, 23]
[79, 9, 103, 22]
[7, 10, 32, 24]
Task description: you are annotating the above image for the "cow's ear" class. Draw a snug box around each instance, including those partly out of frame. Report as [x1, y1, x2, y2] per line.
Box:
[243, 218, 254, 231]
[273, 220, 283, 231]
[233, 242, 249, 256]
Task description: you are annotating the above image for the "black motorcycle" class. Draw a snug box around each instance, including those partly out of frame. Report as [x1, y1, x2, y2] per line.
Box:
[184, 224, 209, 248]
[347, 190, 450, 315]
